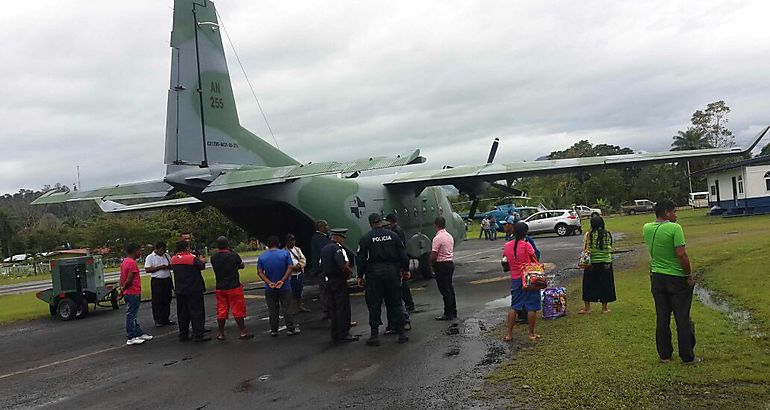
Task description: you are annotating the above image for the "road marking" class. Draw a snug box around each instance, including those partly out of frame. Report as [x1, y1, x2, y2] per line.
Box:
[454, 248, 502, 261]
[0, 296, 274, 381]
[0, 328, 178, 381]
[244, 294, 265, 300]
[468, 275, 508, 284]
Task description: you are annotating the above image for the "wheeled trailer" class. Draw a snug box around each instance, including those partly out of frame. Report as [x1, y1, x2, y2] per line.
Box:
[35, 256, 122, 321]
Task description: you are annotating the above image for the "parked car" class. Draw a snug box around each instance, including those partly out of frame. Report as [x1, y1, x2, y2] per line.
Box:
[621, 199, 655, 215]
[522, 210, 582, 236]
[574, 205, 602, 218]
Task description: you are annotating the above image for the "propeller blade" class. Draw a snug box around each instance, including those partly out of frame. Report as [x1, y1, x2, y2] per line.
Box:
[486, 138, 500, 164]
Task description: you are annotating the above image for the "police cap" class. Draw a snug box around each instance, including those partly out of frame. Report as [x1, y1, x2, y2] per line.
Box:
[330, 228, 349, 238]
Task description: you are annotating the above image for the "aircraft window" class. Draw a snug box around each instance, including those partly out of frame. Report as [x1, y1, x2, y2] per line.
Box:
[404, 208, 409, 217]
[431, 206, 435, 215]
[422, 206, 427, 215]
[438, 206, 444, 214]
[413, 208, 419, 217]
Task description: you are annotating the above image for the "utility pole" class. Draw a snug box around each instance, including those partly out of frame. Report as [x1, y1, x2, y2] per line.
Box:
[686, 161, 693, 194]
[76, 165, 81, 191]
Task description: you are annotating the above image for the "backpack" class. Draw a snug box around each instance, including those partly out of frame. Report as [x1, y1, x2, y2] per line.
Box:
[542, 287, 567, 319]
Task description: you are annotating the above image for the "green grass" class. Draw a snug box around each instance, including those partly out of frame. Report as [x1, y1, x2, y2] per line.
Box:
[486, 209, 770, 409]
[0, 293, 52, 324]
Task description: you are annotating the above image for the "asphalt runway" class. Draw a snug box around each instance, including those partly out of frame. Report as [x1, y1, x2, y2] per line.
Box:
[0, 235, 585, 409]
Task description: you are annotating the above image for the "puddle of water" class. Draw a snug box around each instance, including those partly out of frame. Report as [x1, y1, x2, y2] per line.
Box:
[485, 296, 511, 310]
[694, 286, 766, 339]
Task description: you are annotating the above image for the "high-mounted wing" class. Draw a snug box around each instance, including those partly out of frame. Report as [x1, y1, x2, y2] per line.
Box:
[386, 126, 769, 194]
[97, 197, 202, 213]
[31, 180, 174, 205]
[202, 150, 425, 193]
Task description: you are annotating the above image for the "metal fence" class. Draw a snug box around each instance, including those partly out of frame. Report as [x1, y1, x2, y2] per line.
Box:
[0, 262, 52, 277]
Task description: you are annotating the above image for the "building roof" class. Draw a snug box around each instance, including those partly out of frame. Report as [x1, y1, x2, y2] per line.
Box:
[691, 155, 770, 177]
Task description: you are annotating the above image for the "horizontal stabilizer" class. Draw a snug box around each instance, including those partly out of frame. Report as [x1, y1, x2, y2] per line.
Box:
[32, 181, 174, 205]
[97, 197, 202, 213]
[203, 150, 426, 193]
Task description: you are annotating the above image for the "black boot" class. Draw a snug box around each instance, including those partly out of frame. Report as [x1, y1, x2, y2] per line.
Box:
[366, 326, 380, 346]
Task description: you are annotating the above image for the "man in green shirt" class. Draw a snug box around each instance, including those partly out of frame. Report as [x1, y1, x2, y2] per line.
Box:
[642, 199, 697, 364]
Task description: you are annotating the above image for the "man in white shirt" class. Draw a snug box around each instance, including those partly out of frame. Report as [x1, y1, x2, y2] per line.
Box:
[285, 234, 309, 312]
[145, 241, 175, 327]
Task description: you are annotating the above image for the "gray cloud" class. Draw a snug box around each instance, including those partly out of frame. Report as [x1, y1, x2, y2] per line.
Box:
[2, 0, 769, 194]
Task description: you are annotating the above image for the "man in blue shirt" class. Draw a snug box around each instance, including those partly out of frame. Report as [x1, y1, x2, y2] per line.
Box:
[257, 235, 299, 336]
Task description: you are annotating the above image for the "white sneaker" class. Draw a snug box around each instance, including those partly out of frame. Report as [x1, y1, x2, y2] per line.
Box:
[139, 334, 154, 341]
[126, 337, 145, 345]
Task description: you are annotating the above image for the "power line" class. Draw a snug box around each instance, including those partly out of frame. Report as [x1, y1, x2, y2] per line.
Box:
[216, 10, 281, 149]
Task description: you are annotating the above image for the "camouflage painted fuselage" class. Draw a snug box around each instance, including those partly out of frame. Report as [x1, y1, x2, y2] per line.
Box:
[165, 168, 466, 254]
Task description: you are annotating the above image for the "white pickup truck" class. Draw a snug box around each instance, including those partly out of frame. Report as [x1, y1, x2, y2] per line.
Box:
[574, 205, 602, 218]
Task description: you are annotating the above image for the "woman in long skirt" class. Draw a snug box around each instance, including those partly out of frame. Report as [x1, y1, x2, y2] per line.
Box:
[579, 216, 616, 314]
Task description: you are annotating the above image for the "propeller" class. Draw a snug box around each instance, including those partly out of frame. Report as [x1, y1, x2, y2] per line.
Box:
[467, 138, 500, 220]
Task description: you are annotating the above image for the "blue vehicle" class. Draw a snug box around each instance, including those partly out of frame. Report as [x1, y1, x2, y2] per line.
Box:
[484, 205, 541, 232]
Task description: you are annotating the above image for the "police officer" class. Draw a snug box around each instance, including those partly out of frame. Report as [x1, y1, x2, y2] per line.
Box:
[310, 220, 332, 319]
[357, 213, 409, 346]
[320, 228, 359, 343]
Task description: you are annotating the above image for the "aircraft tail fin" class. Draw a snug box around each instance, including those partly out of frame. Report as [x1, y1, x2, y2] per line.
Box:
[165, 0, 298, 168]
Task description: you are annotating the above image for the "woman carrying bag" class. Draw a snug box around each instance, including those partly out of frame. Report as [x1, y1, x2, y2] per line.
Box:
[503, 222, 543, 342]
[579, 215, 616, 314]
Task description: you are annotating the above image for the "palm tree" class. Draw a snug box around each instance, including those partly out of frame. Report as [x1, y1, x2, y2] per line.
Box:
[760, 142, 770, 157]
[671, 128, 713, 151]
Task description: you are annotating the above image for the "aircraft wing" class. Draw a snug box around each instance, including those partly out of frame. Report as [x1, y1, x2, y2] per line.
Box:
[97, 197, 202, 213]
[385, 125, 769, 194]
[202, 150, 426, 193]
[31, 180, 174, 205]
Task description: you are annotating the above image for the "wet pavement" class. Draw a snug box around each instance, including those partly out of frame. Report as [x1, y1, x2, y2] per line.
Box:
[0, 235, 584, 409]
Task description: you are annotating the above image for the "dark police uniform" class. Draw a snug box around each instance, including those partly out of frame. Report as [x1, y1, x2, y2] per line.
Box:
[311, 230, 332, 316]
[320, 233, 354, 341]
[387, 221, 415, 311]
[357, 216, 409, 335]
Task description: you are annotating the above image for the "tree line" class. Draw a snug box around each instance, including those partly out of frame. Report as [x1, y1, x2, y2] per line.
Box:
[0, 191, 250, 259]
[463, 101, 770, 213]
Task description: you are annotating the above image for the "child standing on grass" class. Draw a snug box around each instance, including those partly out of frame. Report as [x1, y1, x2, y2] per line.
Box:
[579, 216, 616, 314]
[503, 222, 542, 342]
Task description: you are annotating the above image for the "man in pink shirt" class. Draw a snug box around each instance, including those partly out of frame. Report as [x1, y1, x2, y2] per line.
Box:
[431, 216, 457, 320]
[120, 243, 153, 346]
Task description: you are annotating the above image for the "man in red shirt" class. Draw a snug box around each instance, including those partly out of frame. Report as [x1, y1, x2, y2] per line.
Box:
[171, 240, 210, 342]
[120, 243, 153, 346]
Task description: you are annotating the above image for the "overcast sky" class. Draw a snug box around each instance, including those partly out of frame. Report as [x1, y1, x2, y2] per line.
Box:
[2, 0, 769, 194]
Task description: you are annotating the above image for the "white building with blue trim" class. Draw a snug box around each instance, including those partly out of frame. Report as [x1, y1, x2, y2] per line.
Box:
[693, 156, 770, 215]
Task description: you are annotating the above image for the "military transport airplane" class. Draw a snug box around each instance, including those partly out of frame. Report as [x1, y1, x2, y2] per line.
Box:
[33, 0, 767, 273]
